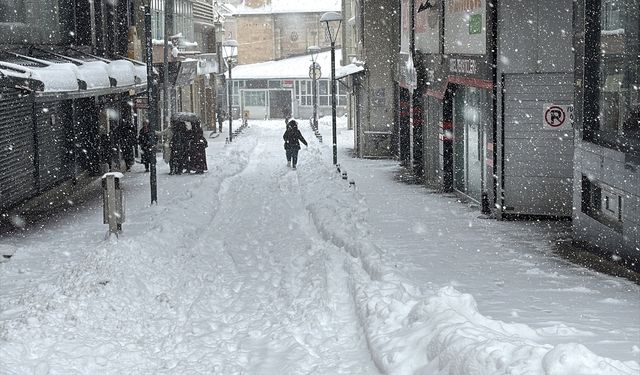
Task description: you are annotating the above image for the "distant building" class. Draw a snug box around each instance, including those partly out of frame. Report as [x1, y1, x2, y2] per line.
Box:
[229, 51, 348, 120]
[222, 0, 342, 65]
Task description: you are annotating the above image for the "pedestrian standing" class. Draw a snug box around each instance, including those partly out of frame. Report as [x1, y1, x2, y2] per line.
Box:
[189, 125, 208, 174]
[217, 109, 224, 133]
[138, 120, 153, 172]
[170, 121, 187, 175]
[283, 119, 307, 170]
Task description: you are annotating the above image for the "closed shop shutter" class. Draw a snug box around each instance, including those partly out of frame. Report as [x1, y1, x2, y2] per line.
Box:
[35, 101, 69, 191]
[0, 88, 37, 211]
[502, 73, 574, 216]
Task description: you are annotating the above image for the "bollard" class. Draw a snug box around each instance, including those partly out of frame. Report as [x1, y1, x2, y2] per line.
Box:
[341, 171, 348, 180]
[336, 163, 341, 173]
[349, 179, 356, 187]
[481, 192, 491, 215]
[102, 172, 125, 235]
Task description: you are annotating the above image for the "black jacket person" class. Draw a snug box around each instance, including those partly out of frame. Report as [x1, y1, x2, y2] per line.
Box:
[283, 119, 307, 169]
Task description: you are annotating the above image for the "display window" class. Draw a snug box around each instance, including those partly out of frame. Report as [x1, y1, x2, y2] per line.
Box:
[585, 0, 639, 153]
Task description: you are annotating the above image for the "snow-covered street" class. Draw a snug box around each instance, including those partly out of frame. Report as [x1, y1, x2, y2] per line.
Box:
[0, 119, 638, 374]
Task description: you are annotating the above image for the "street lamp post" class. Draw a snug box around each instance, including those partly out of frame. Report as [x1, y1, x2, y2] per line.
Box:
[213, 1, 224, 134]
[222, 39, 238, 142]
[320, 12, 342, 165]
[143, 1, 158, 203]
[308, 46, 320, 132]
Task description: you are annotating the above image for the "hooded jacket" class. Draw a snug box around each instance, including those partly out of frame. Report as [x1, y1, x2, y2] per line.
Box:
[283, 120, 308, 150]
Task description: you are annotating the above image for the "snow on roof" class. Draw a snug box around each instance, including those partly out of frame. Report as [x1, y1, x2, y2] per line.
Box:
[230, 49, 342, 80]
[234, 0, 340, 15]
[335, 63, 364, 79]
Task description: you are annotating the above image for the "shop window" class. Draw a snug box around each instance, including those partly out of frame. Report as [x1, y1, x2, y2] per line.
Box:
[244, 91, 266, 106]
[581, 175, 624, 232]
[585, 0, 640, 154]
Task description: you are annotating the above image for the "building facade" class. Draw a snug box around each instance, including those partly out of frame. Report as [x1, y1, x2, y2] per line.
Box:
[573, 0, 639, 261]
[0, 0, 147, 215]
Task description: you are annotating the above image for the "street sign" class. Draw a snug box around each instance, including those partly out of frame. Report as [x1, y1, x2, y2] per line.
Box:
[309, 62, 322, 80]
[543, 103, 573, 129]
[134, 97, 149, 109]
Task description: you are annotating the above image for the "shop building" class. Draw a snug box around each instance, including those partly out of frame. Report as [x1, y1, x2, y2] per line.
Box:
[0, 0, 147, 214]
[573, 0, 639, 261]
[413, 0, 575, 218]
[228, 51, 347, 120]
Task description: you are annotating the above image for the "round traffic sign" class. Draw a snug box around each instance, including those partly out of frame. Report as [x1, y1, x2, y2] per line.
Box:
[544, 105, 566, 127]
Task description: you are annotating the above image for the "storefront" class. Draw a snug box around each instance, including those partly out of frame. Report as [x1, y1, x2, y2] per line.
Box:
[420, 0, 496, 206]
[573, 0, 639, 261]
[0, 48, 147, 212]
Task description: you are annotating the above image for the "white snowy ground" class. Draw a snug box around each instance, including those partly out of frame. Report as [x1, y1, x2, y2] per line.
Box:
[0, 118, 638, 375]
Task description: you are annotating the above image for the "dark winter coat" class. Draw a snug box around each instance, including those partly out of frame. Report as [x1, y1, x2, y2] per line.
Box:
[189, 132, 208, 173]
[283, 122, 307, 150]
[138, 126, 153, 164]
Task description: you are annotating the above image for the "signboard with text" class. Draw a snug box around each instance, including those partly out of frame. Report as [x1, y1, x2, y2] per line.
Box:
[444, 0, 486, 55]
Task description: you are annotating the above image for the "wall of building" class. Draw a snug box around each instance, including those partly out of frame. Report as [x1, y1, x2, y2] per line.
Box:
[572, 0, 640, 262]
[355, 0, 398, 158]
[496, 0, 575, 217]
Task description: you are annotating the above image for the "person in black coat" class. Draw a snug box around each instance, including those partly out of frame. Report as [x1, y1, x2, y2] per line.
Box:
[138, 120, 153, 172]
[189, 125, 208, 174]
[283, 119, 307, 169]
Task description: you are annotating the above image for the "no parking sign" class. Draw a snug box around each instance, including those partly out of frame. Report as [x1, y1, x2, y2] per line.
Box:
[543, 104, 574, 129]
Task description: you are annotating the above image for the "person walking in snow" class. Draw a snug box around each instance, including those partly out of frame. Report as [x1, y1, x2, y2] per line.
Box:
[283, 119, 307, 169]
[137, 120, 153, 172]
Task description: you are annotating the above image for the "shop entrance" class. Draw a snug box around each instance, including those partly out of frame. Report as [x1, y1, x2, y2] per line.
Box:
[453, 86, 491, 203]
[269, 90, 292, 119]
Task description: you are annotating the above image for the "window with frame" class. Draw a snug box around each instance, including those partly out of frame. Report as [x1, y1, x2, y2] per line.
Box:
[296, 80, 314, 106]
[244, 91, 266, 106]
[232, 81, 245, 106]
[586, 0, 640, 153]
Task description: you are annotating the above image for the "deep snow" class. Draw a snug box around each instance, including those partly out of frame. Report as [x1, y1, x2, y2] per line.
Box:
[0, 118, 638, 374]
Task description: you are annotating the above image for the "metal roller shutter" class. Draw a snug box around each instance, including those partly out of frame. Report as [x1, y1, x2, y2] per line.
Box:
[35, 101, 70, 191]
[0, 88, 37, 211]
[502, 73, 574, 217]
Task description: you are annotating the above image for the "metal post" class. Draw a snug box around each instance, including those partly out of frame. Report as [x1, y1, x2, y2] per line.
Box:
[228, 60, 233, 142]
[163, 0, 173, 137]
[312, 62, 318, 130]
[330, 41, 337, 165]
[144, 3, 158, 204]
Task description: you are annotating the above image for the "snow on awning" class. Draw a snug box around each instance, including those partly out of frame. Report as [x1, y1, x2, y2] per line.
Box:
[335, 63, 364, 80]
[0, 49, 147, 96]
[0, 60, 79, 92]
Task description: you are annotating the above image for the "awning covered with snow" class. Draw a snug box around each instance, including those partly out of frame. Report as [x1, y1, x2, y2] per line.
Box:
[335, 63, 364, 80]
[0, 49, 147, 100]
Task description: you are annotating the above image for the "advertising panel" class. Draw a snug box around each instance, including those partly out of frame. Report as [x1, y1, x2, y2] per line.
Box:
[401, 0, 411, 53]
[444, 0, 486, 55]
[415, 0, 440, 53]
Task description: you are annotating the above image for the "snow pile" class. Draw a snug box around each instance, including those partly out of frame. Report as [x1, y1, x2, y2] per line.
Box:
[76, 60, 111, 89]
[296, 146, 638, 374]
[106, 60, 136, 87]
[0, 61, 79, 92]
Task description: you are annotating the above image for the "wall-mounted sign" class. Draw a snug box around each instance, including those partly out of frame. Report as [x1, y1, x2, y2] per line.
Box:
[372, 88, 386, 107]
[543, 103, 574, 129]
[401, 0, 411, 53]
[282, 80, 294, 88]
[415, 0, 440, 53]
[444, 0, 486, 55]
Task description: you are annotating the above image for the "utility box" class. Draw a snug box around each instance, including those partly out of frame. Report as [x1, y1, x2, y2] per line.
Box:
[102, 172, 125, 234]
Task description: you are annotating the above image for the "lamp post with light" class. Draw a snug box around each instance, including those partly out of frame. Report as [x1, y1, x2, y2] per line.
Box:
[222, 39, 238, 142]
[320, 12, 342, 165]
[308, 46, 321, 132]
